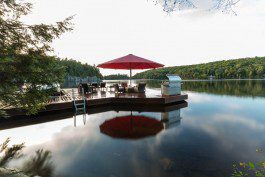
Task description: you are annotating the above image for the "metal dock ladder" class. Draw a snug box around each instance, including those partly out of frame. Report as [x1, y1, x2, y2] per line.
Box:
[72, 88, 87, 127]
[72, 88, 86, 114]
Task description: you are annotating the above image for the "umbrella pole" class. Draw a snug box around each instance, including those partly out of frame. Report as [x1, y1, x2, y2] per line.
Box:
[130, 68, 132, 86]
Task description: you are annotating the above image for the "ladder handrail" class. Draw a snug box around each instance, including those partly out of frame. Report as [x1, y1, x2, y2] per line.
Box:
[72, 88, 86, 113]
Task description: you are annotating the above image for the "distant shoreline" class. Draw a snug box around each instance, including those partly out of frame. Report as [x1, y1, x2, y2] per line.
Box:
[104, 78, 265, 82]
[132, 57, 265, 80]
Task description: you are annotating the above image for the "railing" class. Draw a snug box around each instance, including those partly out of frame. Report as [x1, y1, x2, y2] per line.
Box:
[47, 89, 84, 104]
[47, 94, 72, 103]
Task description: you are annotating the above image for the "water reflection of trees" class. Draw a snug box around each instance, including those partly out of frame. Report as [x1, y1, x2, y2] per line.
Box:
[145, 80, 265, 97]
[0, 138, 57, 177]
[183, 80, 265, 97]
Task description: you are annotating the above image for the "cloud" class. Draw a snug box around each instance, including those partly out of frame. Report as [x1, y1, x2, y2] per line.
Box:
[185, 91, 213, 103]
[24, 0, 265, 75]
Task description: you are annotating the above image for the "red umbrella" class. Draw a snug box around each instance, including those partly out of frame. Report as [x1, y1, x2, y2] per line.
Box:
[100, 116, 164, 139]
[97, 54, 164, 85]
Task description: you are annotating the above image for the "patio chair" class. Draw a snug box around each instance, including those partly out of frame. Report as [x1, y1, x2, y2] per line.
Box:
[113, 84, 125, 93]
[78, 83, 92, 94]
[121, 82, 128, 88]
[78, 83, 85, 93]
[100, 82, 106, 90]
[134, 83, 146, 93]
[126, 86, 135, 93]
[91, 82, 99, 88]
[88, 85, 97, 93]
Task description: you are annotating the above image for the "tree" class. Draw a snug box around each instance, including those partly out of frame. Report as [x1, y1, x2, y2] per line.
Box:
[256, 66, 264, 78]
[0, 0, 73, 116]
[59, 58, 102, 78]
[0, 138, 24, 167]
[0, 55, 66, 115]
[156, 0, 240, 14]
[104, 74, 129, 80]
[0, 138, 57, 177]
[133, 57, 265, 80]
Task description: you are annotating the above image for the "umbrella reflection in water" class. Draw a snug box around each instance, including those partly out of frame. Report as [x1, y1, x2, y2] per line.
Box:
[100, 115, 164, 139]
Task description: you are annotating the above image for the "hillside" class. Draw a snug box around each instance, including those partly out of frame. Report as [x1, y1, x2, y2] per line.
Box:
[104, 74, 129, 80]
[59, 58, 102, 78]
[133, 57, 265, 80]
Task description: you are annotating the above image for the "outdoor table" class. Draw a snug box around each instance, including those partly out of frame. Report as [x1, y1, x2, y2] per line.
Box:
[88, 85, 97, 93]
[108, 85, 115, 92]
[126, 86, 135, 93]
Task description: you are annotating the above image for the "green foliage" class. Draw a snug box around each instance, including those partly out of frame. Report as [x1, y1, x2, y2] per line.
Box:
[231, 149, 265, 177]
[0, 138, 57, 177]
[181, 80, 265, 97]
[232, 161, 265, 177]
[137, 80, 265, 98]
[133, 57, 265, 80]
[104, 74, 129, 80]
[59, 58, 102, 78]
[0, 54, 66, 115]
[0, 0, 73, 116]
[0, 0, 73, 55]
[0, 138, 25, 167]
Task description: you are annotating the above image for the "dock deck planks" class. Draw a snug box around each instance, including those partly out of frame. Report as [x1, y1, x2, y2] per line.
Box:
[6, 89, 188, 116]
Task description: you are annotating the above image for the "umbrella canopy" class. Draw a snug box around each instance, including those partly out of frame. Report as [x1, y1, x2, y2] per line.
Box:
[100, 115, 163, 139]
[97, 54, 164, 85]
[97, 54, 164, 70]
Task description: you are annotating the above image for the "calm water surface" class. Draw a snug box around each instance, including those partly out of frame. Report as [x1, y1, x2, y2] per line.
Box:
[1, 80, 265, 177]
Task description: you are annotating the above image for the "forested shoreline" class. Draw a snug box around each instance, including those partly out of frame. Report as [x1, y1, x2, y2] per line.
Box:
[133, 57, 265, 80]
[103, 74, 129, 80]
[59, 59, 102, 78]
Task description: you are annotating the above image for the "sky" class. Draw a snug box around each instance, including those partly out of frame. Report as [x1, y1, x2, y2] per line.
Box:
[24, 0, 265, 75]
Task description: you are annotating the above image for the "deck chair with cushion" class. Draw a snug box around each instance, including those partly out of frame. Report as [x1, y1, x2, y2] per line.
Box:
[134, 83, 146, 93]
[78, 83, 92, 94]
[91, 82, 99, 88]
[121, 82, 128, 88]
[114, 84, 125, 93]
[100, 82, 106, 90]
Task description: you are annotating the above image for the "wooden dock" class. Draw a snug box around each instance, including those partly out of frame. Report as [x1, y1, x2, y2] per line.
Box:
[0, 101, 188, 130]
[87, 93, 188, 106]
[5, 89, 188, 116]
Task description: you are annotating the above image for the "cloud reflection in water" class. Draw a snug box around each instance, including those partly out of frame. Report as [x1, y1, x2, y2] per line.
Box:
[1, 85, 265, 177]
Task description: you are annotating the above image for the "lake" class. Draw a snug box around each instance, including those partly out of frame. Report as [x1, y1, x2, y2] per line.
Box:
[1, 80, 265, 177]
